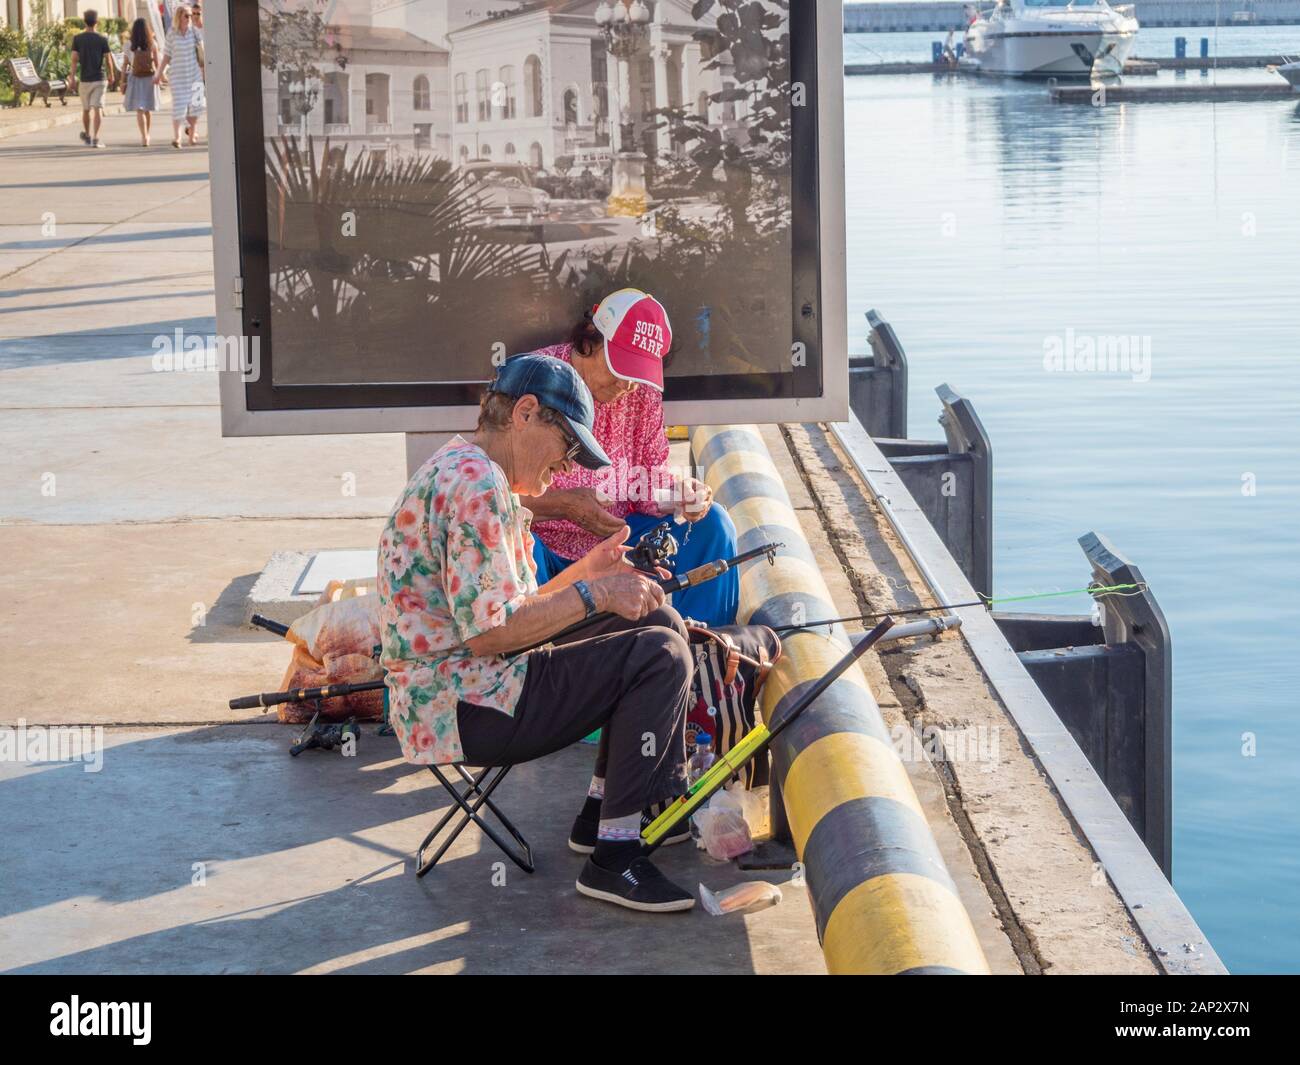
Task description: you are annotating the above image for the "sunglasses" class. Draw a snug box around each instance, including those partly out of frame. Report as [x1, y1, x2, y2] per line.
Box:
[555, 421, 582, 463]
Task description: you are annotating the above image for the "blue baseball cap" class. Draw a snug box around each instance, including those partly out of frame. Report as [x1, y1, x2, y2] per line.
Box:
[488, 353, 612, 470]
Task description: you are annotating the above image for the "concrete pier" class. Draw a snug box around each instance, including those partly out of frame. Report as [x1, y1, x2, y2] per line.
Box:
[0, 103, 1222, 975]
[0, 112, 1014, 975]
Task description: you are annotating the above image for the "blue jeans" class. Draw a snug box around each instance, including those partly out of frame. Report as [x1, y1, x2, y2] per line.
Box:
[532, 506, 740, 628]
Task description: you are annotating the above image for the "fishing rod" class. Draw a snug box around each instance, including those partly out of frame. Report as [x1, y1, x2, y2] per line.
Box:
[770, 581, 1148, 636]
[641, 614, 896, 850]
[229, 539, 783, 711]
[250, 614, 290, 637]
[509, 538, 783, 656]
[230, 677, 383, 712]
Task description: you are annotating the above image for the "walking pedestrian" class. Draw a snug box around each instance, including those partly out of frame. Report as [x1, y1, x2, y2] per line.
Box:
[123, 18, 161, 148]
[69, 9, 111, 149]
[154, 4, 204, 149]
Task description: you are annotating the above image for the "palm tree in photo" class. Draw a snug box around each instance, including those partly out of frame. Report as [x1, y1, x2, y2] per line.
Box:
[265, 136, 558, 378]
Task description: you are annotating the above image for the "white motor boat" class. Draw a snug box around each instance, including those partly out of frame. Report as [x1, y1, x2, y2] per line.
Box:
[961, 0, 1140, 78]
[1275, 59, 1300, 92]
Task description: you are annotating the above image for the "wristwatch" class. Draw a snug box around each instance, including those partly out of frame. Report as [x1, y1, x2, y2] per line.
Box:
[573, 579, 598, 618]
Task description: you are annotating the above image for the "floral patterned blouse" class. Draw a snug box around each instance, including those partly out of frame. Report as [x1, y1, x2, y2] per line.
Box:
[378, 436, 538, 766]
[530, 342, 677, 561]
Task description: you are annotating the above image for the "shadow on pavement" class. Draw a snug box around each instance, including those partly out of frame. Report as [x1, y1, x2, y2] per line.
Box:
[0, 725, 811, 974]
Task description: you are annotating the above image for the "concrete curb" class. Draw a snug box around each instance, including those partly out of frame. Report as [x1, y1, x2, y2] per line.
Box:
[0, 101, 128, 141]
[693, 424, 990, 975]
[828, 416, 1228, 974]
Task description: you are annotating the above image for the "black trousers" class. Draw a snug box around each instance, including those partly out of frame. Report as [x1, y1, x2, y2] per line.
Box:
[456, 607, 692, 819]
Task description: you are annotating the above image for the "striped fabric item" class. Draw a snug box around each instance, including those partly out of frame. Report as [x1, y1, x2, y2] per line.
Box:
[685, 624, 781, 790]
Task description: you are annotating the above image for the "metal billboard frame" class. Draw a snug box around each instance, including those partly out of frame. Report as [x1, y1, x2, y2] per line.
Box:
[208, 0, 847, 436]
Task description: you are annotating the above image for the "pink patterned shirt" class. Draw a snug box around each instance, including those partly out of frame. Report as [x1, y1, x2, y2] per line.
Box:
[531, 342, 677, 561]
[378, 437, 539, 766]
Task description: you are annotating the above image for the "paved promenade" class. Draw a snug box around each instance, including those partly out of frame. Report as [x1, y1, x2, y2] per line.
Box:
[0, 111, 833, 974]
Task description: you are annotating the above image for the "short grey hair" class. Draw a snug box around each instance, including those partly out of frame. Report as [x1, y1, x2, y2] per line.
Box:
[475, 390, 568, 434]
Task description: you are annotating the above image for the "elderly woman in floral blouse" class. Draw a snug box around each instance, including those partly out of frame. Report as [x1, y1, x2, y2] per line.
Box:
[379, 354, 697, 913]
[521, 288, 739, 628]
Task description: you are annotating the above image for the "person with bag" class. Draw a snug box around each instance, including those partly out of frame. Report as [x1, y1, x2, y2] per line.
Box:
[122, 18, 161, 147]
[522, 289, 741, 628]
[154, 4, 205, 149]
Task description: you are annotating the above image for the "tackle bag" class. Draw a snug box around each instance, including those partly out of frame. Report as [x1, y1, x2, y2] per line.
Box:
[684, 623, 782, 789]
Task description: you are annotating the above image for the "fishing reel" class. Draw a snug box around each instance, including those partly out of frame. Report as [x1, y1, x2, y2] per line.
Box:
[290, 710, 360, 757]
[627, 521, 678, 573]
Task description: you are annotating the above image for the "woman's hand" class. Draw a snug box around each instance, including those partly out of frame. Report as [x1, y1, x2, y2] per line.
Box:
[590, 571, 665, 621]
[561, 486, 626, 536]
[661, 477, 713, 522]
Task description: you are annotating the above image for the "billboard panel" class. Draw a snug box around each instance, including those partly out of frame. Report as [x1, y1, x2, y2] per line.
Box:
[209, 0, 845, 433]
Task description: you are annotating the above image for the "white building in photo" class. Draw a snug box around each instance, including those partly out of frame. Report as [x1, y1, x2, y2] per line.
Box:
[445, 0, 746, 171]
[263, 23, 452, 165]
[259, 0, 748, 173]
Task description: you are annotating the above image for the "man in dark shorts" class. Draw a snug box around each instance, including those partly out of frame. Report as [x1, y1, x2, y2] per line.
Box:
[70, 10, 111, 148]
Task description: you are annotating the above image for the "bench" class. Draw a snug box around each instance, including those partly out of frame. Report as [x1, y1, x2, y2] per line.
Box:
[4, 56, 68, 108]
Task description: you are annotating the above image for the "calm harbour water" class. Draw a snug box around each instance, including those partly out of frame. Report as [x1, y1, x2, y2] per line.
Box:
[843, 26, 1300, 973]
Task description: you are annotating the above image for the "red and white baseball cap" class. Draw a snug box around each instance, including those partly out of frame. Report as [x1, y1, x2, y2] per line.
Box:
[591, 288, 673, 393]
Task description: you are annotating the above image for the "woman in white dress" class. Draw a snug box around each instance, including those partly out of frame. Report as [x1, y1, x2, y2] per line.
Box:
[154, 4, 205, 149]
[122, 18, 162, 147]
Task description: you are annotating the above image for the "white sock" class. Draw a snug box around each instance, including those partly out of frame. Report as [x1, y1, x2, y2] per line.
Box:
[587, 776, 605, 799]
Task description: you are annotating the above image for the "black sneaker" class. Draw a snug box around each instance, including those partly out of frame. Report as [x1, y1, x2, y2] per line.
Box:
[576, 854, 695, 913]
[568, 799, 691, 854]
[79, 130, 90, 144]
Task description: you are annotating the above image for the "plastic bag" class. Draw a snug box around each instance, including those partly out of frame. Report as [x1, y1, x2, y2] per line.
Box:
[734, 784, 771, 839]
[699, 880, 783, 917]
[692, 788, 753, 860]
[276, 581, 383, 723]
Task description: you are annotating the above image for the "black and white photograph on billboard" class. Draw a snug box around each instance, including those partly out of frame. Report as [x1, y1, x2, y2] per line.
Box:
[251, 0, 801, 399]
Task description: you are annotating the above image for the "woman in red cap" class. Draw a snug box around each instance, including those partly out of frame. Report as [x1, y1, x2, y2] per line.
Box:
[520, 288, 739, 628]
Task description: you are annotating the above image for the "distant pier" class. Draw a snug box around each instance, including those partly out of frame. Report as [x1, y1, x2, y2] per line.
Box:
[1051, 80, 1296, 101]
[845, 0, 1300, 33]
[845, 54, 1297, 74]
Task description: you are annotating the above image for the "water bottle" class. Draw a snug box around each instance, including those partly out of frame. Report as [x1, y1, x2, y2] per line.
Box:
[688, 732, 716, 785]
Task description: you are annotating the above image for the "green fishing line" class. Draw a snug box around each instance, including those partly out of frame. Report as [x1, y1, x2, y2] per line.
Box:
[985, 581, 1145, 605]
[776, 582, 1148, 634]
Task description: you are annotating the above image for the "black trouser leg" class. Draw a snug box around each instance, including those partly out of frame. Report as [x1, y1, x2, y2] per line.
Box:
[457, 606, 692, 819]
